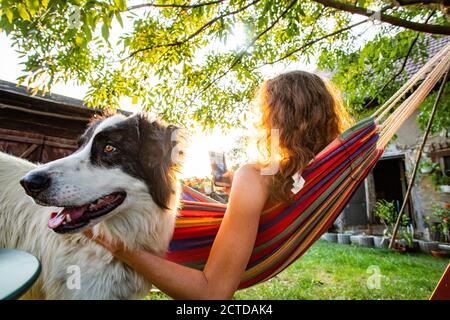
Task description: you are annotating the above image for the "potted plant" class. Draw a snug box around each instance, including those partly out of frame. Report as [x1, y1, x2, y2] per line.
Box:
[373, 199, 415, 250]
[397, 227, 416, 252]
[425, 204, 450, 243]
[430, 170, 450, 193]
[439, 175, 450, 193]
[374, 200, 397, 232]
[419, 160, 438, 174]
[421, 204, 450, 255]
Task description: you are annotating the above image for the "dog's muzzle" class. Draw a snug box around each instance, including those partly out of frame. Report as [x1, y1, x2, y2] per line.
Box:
[20, 172, 51, 198]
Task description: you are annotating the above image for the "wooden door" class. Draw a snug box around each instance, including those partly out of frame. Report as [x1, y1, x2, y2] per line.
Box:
[0, 128, 77, 163]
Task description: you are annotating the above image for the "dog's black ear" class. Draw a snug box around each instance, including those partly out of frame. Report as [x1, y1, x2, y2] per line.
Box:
[136, 113, 184, 209]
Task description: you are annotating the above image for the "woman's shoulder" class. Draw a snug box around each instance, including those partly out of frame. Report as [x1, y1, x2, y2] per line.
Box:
[234, 164, 270, 185]
[235, 163, 259, 176]
[230, 164, 271, 210]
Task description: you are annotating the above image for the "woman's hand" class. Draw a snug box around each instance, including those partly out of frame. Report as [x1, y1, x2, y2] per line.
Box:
[83, 229, 125, 256]
[222, 171, 234, 195]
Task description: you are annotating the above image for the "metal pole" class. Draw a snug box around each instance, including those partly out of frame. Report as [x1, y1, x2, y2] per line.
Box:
[388, 68, 450, 249]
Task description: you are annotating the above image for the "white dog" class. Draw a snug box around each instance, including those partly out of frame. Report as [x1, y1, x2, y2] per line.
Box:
[0, 113, 183, 299]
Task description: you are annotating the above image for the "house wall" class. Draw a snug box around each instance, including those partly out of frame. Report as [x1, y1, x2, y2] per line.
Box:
[380, 110, 450, 240]
[338, 110, 450, 239]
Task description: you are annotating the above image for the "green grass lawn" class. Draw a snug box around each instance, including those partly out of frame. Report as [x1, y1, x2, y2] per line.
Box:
[148, 240, 449, 300]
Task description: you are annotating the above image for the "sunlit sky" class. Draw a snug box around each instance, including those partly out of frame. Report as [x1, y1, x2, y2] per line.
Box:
[0, 4, 375, 178]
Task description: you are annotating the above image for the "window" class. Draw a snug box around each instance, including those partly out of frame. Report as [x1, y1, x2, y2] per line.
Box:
[443, 155, 450, 176]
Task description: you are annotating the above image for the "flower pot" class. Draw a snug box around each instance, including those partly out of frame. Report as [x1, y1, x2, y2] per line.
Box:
[393, 245, 407, 254]
[393, 239, 416, 253]
[373, 236, 389, 248]
[337, 233, 351, 245]
[440, 185, 450, 193]
[359, 235, 374, 247]
[431, 250, 448, 258]
[420, 167, 433, 174]
[418, 240, 439, 253]
[323, 232, 338, 243]
[350, 235, 361, 245]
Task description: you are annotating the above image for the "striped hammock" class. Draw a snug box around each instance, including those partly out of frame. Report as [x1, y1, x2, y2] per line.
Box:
[167, 43, 450, 289]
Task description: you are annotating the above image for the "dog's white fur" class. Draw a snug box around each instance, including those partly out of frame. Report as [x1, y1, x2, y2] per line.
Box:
[0, 115, 179, 299]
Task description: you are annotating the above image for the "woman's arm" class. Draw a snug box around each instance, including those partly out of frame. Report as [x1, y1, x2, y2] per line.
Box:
[88, 165, 269, 300]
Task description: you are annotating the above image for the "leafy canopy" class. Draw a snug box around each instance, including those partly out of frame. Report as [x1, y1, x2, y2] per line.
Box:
[0, 0, 449, 129]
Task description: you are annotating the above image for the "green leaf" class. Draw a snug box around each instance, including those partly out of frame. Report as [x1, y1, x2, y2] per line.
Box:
[132, 96, 138, 104]
[86, 13, 96, 29]
[83, 23, 92, 42]
[41, 0, 49, 9]
[17, 3, 31, 21]
[75, 34, 86, 47]
[26, 0, 40, 15]
[5, 8, 13, 23]
[115, 11, 123, 28]
[114, 0, 127, 11]
[101, 22, 109, 41]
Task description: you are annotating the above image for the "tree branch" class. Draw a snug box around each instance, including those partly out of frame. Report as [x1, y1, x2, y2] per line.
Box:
[262, 18, 368, 68]
[312, 0, 450, 35]
[197, 0, 298, 95]
[393, 0, 445, 6]
[127, 0, 225, 11]
[298, 7, 327, 47]
[254, 5, 394, 68]
[123, 0, 261, 60]
[364, 10, 436, 109]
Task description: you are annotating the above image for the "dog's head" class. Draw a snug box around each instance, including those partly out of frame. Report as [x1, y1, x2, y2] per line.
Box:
[20, 113, 184, 235]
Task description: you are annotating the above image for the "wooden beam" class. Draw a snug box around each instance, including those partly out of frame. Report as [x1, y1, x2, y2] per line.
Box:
[0, 133, 77, 149]
[19, 144, 40, 159]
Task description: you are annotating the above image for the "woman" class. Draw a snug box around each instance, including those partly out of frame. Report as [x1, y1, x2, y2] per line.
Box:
[85, 71, 351, 299]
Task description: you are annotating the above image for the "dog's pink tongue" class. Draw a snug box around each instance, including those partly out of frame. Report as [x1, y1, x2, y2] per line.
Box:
[48, 206, 88, 229]
[48, 211, 66, 229]
[68, 205, 88, 220]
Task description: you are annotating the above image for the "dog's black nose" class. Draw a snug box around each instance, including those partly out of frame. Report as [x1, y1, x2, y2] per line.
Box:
[20, 173, 51, 197]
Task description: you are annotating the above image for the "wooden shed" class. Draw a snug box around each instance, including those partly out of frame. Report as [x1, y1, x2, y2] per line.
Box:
[0, 80, 99, 163]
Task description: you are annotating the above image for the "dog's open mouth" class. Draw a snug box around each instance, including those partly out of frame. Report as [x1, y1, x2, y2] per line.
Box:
[48, 192, 126, 233]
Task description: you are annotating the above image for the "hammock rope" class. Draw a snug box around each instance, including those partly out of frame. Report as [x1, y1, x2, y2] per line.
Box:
[374, 42, 450, 120]
[389, 67, 450, 249]
[170, 43, 450, 289]
[377, 42, 450, 147]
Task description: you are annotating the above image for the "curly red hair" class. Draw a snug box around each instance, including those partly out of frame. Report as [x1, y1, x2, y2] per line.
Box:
[256, 71, 352, 203]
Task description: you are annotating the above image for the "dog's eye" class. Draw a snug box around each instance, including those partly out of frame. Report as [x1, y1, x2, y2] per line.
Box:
[103, 145, 117, 154]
